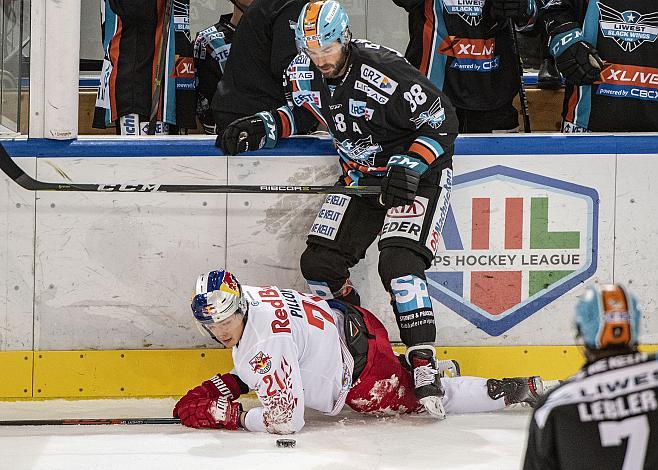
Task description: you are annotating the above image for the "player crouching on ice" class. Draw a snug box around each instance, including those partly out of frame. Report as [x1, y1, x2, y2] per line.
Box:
[173, 270, 544, 433]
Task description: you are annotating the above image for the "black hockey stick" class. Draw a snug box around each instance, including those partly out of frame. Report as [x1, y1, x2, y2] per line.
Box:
[0, 417, 181, 426]
[0, 144, 380, 195]
[147, 0, 174, 135]
[509, 20, 531, 133]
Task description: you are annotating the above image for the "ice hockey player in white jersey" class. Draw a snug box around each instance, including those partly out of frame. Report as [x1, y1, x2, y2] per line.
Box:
[173, 270, 544, 433]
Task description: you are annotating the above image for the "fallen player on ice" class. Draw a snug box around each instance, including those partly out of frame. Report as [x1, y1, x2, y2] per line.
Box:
[173, 270, 545, 434]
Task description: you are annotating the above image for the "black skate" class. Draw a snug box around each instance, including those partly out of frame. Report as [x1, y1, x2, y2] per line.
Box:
[486, 376, 544, 407]
[405, 345, 446, 419]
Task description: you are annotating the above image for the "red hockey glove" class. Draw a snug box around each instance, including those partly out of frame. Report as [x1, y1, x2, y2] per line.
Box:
[173, 373, 243, 419]
[175, 396, 242, 430]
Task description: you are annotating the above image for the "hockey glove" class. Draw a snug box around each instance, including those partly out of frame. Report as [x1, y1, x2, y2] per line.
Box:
[217, 111, 279, 155]
[551, 30, 604, 85]
[490, 0, 534, 21]
[176, 396, 242, 430]
[173, 373, 245, 419]
[379, 154, 427, 209]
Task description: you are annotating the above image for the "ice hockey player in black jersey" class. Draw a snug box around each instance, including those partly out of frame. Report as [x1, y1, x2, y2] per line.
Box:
[543, 0, 658, 132]
[392, 0, 540, 133]
[193, 1, 253, 134]
[93, 0, 196, 134]
[523, 283, 658, 469]
[217, 0, 459, 419]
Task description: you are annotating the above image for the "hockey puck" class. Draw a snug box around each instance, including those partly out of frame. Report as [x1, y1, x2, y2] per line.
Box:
[276, 438, 296, 448]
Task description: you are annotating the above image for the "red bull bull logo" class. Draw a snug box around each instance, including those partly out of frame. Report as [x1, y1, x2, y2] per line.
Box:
[249, 351, 273, 374]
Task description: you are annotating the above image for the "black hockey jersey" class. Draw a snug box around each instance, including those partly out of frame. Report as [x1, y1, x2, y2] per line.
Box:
[392, 0, 535, 111]
[544, 0, 658, 131]
[93, 0, 196, 129]
[524, 352, 658, 470]
[274, 40, 458, 185]
[193, 14, 235, 134]
[211, 0, 309, 130]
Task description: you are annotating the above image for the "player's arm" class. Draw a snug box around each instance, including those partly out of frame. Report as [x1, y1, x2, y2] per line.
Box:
[487, 0, 540, 31]
[173, 372, 250, 429]
[242, 338, 305, 434]
[217, 61, 320, 155]
[380, 68, 458, 209]
[108, 0, 154, 20]
[543, 0, 603, 85]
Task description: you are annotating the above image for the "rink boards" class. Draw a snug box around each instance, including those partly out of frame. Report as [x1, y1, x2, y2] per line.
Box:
[0, 135, 657, 398]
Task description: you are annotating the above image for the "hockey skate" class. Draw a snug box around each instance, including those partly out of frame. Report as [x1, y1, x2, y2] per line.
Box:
[486, 376, 544, 407]
[405, 345, 446, 419]
[398, 354, 460, 378]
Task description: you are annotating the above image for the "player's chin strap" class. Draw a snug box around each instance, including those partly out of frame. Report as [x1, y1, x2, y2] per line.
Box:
[328, 299, 373, 383]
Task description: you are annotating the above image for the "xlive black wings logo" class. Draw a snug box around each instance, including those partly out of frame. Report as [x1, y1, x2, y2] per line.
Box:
[599, 3, 658, 52]
[443, 0, 485, 27]
[335, 136, 383, 167]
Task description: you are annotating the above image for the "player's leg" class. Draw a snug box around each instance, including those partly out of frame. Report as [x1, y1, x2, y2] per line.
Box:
[377, 164, 452, 418]
[343, 303, 423, 414]
[441, 376, 544, 413]
[300, 193, 385, 305]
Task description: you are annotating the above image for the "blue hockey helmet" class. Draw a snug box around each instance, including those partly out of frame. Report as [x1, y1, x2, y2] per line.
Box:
[294, 0, 351, 51]
[574, 283, 640, 350]
[191, 270, 247, 325]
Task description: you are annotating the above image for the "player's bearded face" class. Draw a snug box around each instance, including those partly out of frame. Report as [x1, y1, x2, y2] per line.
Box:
[206, 314, 245, 348]
[305, 41, 347, 78]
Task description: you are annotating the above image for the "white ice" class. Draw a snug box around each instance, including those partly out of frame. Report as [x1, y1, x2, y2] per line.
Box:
[0, 398, 532, 470]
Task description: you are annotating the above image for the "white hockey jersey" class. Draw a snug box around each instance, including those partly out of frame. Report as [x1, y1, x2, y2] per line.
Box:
[234, 285, 354, 434]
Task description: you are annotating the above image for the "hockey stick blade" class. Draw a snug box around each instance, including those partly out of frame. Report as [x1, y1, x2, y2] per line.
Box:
[0, 144, 380, 195]
[0, 417, 181, 426]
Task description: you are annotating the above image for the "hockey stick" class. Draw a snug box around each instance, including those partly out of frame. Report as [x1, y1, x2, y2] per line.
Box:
[0, 144, 380, 195]
[147, 0, 174, 135]
[509, 20, 531, 133]
[0, 417, 181, 426]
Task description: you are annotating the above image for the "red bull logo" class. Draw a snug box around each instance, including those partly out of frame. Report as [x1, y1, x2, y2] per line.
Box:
[249, 351, 273, 374]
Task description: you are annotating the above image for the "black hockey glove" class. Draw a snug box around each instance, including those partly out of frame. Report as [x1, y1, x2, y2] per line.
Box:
[550, 29, 604, 85]
[379, 154, 428, 209]
[490, 0, 534, 21]
[217, 111, 279, 155]
[555, 41, 604, 85]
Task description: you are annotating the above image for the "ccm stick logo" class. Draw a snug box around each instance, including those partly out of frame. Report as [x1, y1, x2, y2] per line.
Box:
[97, 184, 162, 192]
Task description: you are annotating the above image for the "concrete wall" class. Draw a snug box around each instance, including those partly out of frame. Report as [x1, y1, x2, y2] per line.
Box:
[1, 135, 656, 353]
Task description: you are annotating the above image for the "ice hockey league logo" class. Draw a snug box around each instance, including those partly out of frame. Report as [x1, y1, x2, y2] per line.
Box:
[599, 3, 658, 52]
[443, 0, 485, 26]
[426, 166, 599, 336]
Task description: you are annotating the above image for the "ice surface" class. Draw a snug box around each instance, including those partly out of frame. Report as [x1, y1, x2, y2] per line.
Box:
[0, 398, 532, 470]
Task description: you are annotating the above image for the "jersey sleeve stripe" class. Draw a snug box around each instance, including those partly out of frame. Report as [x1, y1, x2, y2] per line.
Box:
[277, 106, 296, 137]
[419, 0, 437, 76]
[409, 136, 444, 164]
